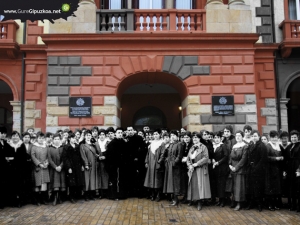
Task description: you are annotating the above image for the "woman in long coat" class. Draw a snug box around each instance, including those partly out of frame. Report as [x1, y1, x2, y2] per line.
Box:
[187, 133, 211, 210]
[180, 132, 193, 203]
[163, 130, 183, 206]
[95, 129, 109, 198]
[284, 130, 300, 211]
[62, 133, 85, 203]
[144, 129, 165, 201]
[7, 131, 27, 207]
[212, 131, 229, 207]
[265, 130, 284, 211]
[229, 130, 248, 211]
[200, 130, 215, 204]
[48, 133, 66, 205]
[80, 130, 99, 200]
[31, 132, 50, 205]
[246, 130, 267, 212]
[223, 125, 237, 205]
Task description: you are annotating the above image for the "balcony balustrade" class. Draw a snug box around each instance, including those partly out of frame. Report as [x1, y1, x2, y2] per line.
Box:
[96, 9, 206, 33]
[279, 20, 300, 57]
[0, 20, 19, 59]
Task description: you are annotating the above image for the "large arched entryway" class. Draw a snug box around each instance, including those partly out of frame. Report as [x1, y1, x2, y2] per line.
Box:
[0, 80, 13, 135]
[287, 76, 300, 132]
[117, 72, 187, 130]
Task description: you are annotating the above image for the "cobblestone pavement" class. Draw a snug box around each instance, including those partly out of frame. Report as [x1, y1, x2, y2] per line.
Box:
[1, 198, 300, 225]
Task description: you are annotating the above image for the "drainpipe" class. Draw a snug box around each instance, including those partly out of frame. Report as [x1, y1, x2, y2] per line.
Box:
[20, 21, 27, 133]
[271, 1, 281, 131]
[274, 51, 281, 131]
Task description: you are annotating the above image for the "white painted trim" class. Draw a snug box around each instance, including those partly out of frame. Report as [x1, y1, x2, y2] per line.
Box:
[296, 0, 300, 20]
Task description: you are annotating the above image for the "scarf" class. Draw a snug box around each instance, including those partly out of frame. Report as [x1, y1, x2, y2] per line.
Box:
[98, 139, 108, 152]
[9, 140, 23, 151]
[33, 142, 47, 148]
[150, 140, 163, 155]
[232, 141, 246, 150]
[213, 142, 223, 152]
[268, 141, 281, 151]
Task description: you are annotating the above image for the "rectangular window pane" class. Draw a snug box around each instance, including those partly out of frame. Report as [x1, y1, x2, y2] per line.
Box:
[139, 0, 162, 9]
[176, 0, 192, 9]
[110, 0, 121, 9]
[289, 0, 297, 19]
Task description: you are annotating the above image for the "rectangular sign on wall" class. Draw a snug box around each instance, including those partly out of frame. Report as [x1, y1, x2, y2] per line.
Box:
[69, 97, 92, 118]
[212, 96, 234, 116]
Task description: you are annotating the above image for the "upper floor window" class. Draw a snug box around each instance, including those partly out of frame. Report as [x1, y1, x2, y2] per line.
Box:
[289, 0, 300, 20]
[138, 0, 163, 9]
[102, 0, 127, 9]
[174, 0, 195, 9]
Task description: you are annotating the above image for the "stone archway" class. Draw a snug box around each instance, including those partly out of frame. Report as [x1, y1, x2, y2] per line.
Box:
[0, 74, 20, 134]
[117, 72, 187, 130]
[279, 71, 300, 132]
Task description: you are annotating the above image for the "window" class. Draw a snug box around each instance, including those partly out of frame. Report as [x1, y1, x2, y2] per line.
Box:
[289, 0, 300, 20]
[102, 0, 127, 9]
[174, 0, 195, 9]
[133, 106, 167, 130]
[139, 0, 163, 9]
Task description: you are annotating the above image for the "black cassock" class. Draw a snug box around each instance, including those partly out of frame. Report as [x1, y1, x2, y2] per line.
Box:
[106, 138, 130, 199]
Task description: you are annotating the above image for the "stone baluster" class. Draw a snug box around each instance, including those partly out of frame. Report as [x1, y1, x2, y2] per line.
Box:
[101, 14, 107, 31]
[135, 13, 142, 31]
[120, 13, 126, 31]
[161, 13, 168, 31]
[142, 14, 148, 31]
[107, 13, 113, 31]
[156, 13, 162, 31]
[177, 13, 183, 31]
[189, 13, 195, 31]
[148, 13, 154, 31]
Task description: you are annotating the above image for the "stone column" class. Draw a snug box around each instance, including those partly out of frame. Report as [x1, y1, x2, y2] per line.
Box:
[207, 0, 223, 4]
[228, 0, 245, 4]
[280, 98, 290, 132]
[10, 101, 21, 133]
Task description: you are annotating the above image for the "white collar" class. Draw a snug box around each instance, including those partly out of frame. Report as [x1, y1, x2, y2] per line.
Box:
[9, 140, 23, 149]
[233, 142, 246, 149]
[213, 142, 223, 151]
[34, 142, 47, 148]
[269, 141, 281, 151]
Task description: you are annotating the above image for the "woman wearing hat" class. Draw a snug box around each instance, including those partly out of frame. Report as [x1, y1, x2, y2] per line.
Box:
[163, 130, 184, 206]
[212, 131, 229, 207]
[187, 133, 211, 210]
[144, 129, 165, 201]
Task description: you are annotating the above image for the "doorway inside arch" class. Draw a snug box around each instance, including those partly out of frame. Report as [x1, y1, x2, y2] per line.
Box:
[0, 80, 13, 135]
[119, 72, 187, 130]
[287, 76, 300, 132]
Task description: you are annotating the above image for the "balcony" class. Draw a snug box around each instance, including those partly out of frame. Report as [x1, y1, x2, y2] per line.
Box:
[96, 9, 206, 33]
[0, 20, 20, 59]
[279, 20, 300, 58]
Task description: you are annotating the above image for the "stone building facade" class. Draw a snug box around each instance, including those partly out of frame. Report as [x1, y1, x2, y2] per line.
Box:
[0, 0, 298, 134]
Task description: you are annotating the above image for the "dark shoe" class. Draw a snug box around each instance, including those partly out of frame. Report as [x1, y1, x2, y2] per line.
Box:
[188, 201, 193, 206]
[150, 196, 155, 201]
[215, 201, 221, 206]
[155, 196, 161, 202]
[170, 196, 179, 207]
[53, 194, 57, 206]
[230, 201, 236, 208]
[258, 205, 262, 212]
[70, 198, 75, 204]
[197, 201, 202, 211]
[220, 200, 225, 207]
[268, 207, 275, 211]
[274, 206, 280, 210]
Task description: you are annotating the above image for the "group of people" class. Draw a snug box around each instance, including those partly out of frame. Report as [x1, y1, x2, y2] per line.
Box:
[0, 124, 299, 213]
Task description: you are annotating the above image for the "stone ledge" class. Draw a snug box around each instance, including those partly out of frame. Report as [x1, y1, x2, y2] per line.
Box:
[47, 97, 58, 106]
[25, 101, 36, 109]
[47, 106, 69, 116]
[235, 104, 257, 113]
[93, 106, 117, 116]
[261, 107, 276, 116]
